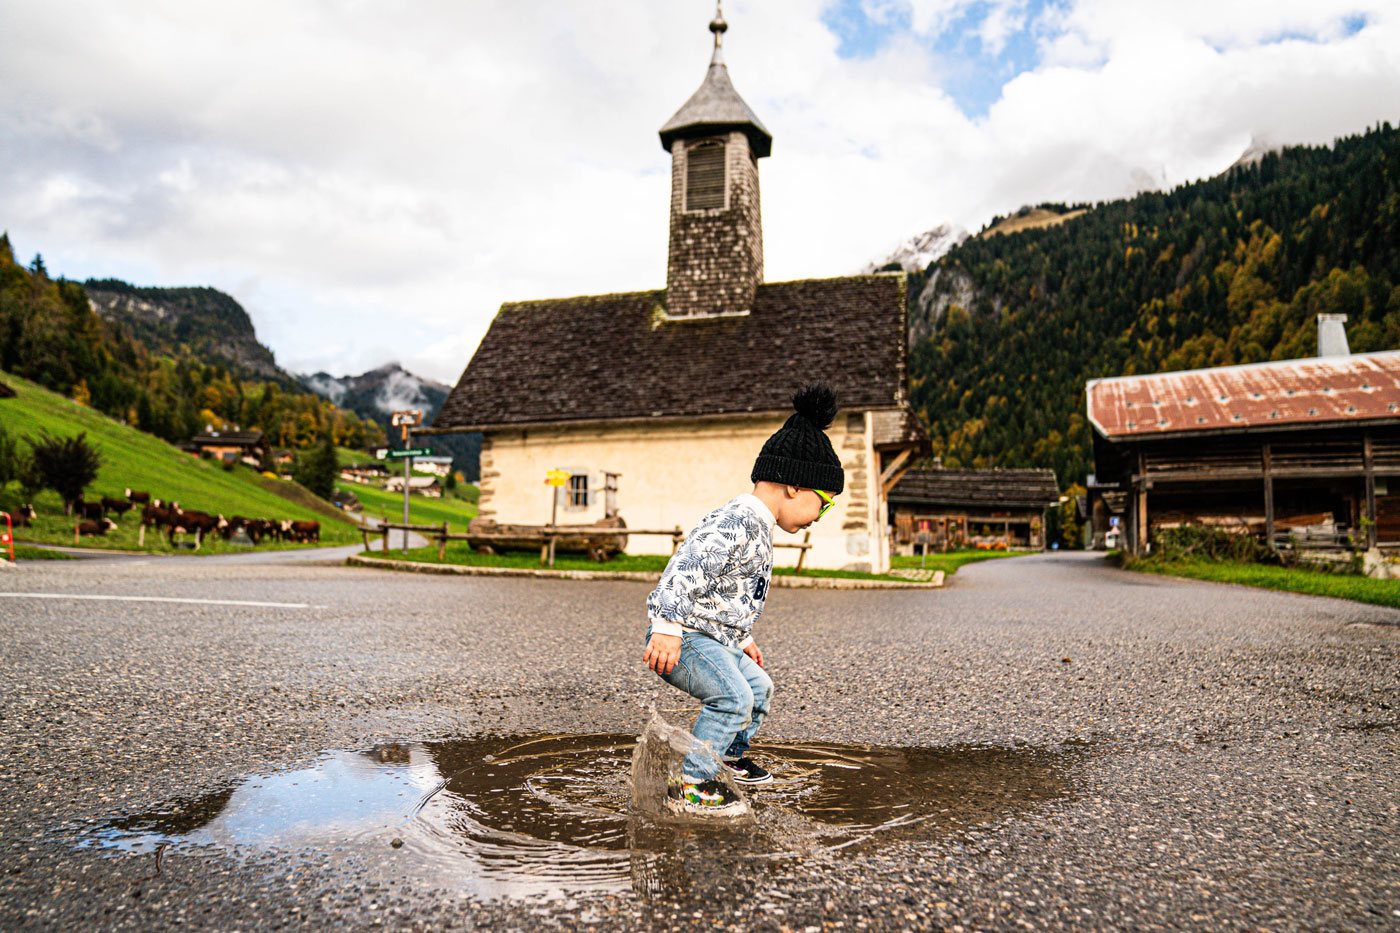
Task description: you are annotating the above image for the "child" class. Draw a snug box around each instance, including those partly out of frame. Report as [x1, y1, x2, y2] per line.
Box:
[643, 384, 844, 816]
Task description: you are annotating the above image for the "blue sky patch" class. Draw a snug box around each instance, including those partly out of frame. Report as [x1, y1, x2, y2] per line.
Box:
[821, 0, 1051, 119]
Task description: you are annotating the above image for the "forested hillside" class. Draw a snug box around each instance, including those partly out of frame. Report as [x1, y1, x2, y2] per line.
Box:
[907, 123, 1400, 486]
[0, 239, 385, 450]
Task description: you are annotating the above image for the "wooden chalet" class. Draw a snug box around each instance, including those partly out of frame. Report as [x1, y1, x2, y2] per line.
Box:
[426, 12, 930, 572]
[1087, 341, 1400, 559]
[188, 430, 269, 465]
[888, 468, 1060, 552]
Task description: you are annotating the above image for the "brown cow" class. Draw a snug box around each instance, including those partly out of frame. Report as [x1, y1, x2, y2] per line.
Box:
[76, 499, 104, 521]
[168, 509, 223, 549]
[7, 504, 36, 527]
[101, 496, 134, 517]
[283, 520, 320, 543]
[75, 518, 118, 541]
[124, 489, 151, 505]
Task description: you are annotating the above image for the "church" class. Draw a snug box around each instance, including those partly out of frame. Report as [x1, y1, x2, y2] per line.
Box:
[428, 9, 928, 573]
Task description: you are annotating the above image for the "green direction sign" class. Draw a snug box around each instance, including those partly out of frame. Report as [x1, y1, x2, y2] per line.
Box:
[387, 447, 432, 459]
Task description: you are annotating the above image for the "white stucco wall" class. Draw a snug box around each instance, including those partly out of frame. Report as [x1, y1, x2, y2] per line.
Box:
[477, 413, 888, 573]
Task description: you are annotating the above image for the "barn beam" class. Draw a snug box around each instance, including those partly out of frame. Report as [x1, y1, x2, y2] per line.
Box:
[1364, 432, 1377, 550]
[1263, 443, 1275, 551]
[879, 447, 915, 496]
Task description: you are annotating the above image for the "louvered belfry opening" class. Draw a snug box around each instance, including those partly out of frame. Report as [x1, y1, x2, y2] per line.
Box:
[686, 139, 726, 211]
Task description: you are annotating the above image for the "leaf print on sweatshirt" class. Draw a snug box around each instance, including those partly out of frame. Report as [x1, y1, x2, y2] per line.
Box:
[646, 495, 775, 649]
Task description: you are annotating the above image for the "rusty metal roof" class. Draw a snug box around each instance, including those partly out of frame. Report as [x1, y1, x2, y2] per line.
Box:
[1087, 350, 1400, 440]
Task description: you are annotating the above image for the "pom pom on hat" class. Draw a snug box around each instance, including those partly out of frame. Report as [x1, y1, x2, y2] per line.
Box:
[792, 383, 837, 430]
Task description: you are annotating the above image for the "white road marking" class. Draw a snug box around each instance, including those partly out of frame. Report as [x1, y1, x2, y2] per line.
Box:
[0, 593, 320, 609]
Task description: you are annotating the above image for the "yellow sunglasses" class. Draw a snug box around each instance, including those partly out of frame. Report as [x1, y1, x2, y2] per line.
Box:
[813, 488, 835, 519]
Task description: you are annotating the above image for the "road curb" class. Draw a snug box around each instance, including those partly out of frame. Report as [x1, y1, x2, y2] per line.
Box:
[345, 554, 945, 589]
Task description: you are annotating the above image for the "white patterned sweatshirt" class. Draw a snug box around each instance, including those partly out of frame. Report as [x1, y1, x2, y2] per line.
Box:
[646, 494, 775, 650]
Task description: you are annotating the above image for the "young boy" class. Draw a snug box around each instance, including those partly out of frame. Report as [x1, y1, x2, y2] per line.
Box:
[643, 384, 844, 816]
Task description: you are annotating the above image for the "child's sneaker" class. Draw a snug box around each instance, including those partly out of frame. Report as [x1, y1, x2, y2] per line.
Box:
[666, 776, 750, 817]
[723, 757, 773, 785]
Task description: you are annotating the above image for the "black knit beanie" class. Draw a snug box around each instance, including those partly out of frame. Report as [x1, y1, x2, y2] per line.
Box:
[750, 384, 845, 495]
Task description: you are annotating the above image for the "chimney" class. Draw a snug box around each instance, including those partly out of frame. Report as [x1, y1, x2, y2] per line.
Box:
[1317, 314, 1349, 357]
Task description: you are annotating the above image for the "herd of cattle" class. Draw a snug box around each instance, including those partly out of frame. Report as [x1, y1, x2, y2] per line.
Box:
[6, 488, 321, 548]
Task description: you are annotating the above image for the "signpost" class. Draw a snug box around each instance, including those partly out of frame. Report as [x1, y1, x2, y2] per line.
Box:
[391, 410, 423, 553]
[542, 469, 571, 566]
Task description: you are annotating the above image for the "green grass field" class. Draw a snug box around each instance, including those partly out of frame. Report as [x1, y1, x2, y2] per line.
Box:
[1129, 558, 1400, 610]
[356, 542, 1014, 581]
[340, 479, 479, 532]
[0, 370, 361, 553]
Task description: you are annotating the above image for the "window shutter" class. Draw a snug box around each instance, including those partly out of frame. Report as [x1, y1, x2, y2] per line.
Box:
[686, 141, 726, 211]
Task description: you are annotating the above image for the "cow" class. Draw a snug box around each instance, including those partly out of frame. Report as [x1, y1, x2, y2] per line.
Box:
[76, 499, 104, 521]
[124, 489, 151, 505]
[141, 504, 178, 528]
[168, 509, 223, 549]
[222, 516, 263, 543]
[249, 518, 278, 543]
[75, 517, 118, 541]
[280, 520, 320, 543]
[101, 496, 134, 518]
[7, 504, 36, 527]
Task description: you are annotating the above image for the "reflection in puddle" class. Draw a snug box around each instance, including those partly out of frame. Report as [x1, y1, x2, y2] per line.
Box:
[79, 733, 1084, 901]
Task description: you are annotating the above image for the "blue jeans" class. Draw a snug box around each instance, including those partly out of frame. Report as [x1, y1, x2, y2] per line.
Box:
[646, 629, 773, 780]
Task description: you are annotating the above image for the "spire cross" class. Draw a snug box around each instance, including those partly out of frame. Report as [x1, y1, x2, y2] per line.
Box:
[709, 1, 728, 62]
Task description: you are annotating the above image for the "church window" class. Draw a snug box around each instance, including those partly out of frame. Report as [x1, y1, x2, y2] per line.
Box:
[686, 140, 726, 211]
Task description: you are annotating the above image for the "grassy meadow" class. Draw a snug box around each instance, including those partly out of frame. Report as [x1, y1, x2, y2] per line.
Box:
[0, 370, 362, 553]
[1128, 558, 1400, 610]
[357, 542, 1015, 581]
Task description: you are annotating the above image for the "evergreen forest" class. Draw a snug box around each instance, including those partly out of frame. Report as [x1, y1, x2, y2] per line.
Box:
[906, 123, 1400, 487]
[0, 238, 385, 451]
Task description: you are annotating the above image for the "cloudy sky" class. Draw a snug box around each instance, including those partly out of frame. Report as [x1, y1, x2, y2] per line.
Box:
[2, 0, 1398, 384]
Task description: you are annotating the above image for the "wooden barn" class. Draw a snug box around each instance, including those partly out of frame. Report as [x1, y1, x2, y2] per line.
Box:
[887, 468, 1060, 552]
[1087, 341, 1400, 558]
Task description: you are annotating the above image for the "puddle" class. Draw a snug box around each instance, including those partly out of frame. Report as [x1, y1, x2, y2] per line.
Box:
[77, 732, 1084, 901]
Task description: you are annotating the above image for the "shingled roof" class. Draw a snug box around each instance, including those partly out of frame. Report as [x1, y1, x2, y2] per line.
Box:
[889, 469, 1061, 511]
[433, 275, 909, 431]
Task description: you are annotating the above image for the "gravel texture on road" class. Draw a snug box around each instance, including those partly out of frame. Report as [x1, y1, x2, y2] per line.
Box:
[1, 551, 1397, 931]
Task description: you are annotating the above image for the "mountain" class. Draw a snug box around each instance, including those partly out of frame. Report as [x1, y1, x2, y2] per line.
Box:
[299, 364, 482, 481]
[301, 363, 450, 423]
[84, 279, 295, 387]
[903, 122, 1400, 487]
[0, 243, 384, 450]
[862, 222, 968, 274]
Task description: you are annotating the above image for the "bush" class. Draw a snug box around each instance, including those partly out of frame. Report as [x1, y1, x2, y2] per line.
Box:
[1150, 525, 1271, 563]
[27, 431, 101, 515]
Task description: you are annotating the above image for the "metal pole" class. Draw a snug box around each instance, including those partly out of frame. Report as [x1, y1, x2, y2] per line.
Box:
[403, 428, 411, 554]
[549, 483, 559, 568]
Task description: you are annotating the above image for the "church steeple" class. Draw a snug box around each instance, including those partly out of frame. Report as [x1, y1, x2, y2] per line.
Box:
[660, 3, 769, 319]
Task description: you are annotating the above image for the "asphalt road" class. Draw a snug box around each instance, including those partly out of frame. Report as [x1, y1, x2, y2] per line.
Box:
[0, 551, 1396, 931]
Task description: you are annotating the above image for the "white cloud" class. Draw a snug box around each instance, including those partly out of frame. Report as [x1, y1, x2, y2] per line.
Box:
[1, 0, 1397, 383]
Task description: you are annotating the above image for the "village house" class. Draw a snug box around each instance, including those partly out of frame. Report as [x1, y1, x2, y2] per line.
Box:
[1087, 316, 1400, 569]
[188, 429, 269, 466]
[383, 475, 443, 498]
[888, 468, 1060, 552]
[427, 10, 928, 573]
[339, 462, 390, 485]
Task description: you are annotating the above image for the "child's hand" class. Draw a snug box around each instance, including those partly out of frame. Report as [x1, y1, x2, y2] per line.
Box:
[743, 642, 764, 668]
[644, 633, 682, 675]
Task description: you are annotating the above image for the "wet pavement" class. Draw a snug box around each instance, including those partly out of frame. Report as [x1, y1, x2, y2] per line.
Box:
[1, 551, 1398, 930]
